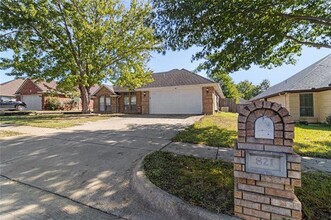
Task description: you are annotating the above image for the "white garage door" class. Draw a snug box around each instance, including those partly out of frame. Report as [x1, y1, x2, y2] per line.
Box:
[150, 87, 202, 114]
[21, 95, 42, 110]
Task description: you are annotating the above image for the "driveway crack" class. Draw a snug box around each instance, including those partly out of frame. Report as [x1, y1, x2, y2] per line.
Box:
[159, 141, 173, 151]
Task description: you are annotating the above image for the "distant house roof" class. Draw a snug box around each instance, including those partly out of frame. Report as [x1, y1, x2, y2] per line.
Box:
[252, 54, 331, 100]
[15, 79, 59, 94]
[33, 80, 58, 91]
[140, 68, 214, 88]
[0, 78, 25, 96]
[90, 85, 101, 95]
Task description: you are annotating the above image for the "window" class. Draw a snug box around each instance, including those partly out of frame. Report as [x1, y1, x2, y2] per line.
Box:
[300, 93, 314, 117]
[0, 97, 12, 102]
[124, 92, 136, 111]
[99, 96, 105, 112]
[105, 97, 111, 112]
[99, 96, 111, 112]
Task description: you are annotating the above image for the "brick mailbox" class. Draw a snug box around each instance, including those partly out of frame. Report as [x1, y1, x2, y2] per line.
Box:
[234, 101, 302, 220]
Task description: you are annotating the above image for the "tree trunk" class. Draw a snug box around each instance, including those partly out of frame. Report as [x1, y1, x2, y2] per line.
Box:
[79, 85, 91, 114]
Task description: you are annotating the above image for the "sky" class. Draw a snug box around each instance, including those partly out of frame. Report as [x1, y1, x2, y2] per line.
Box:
[1, 46, 330, 86]
[147, 46, 330, 86]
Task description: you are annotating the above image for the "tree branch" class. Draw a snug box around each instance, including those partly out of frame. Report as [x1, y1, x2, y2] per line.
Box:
[286, 35, 331, 49]
[56, 2, 82, 74]
[277, 13, 331, 26]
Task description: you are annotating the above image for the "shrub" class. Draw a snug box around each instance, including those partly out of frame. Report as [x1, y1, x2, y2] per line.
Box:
[45, 97, 61, 110]
[326, 115, 331, 125]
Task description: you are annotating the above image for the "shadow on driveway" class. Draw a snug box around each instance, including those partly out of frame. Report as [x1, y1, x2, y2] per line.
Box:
[0, 122, 188, 219]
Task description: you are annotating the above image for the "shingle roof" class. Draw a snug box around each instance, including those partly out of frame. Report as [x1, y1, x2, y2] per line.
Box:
[0, 78, 25, 96]
[33, 80, 58, 91]
[92, 69, 220, 96]
[90, 85, 101, 94]
[139, 68, 214, 88]
[252, 54, 331, 100]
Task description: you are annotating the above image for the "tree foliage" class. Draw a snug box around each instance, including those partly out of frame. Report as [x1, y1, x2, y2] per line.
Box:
[236, 79, 270, 100]
[152, 0, 331, 76]
[212, 73, 240, 101]
[0, 0, 157, 113]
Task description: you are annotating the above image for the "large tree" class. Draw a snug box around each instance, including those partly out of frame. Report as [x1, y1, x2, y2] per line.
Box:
[236, 79, 270, 100]
[0, 0, 157, 113]
[153, 0, 331, 76]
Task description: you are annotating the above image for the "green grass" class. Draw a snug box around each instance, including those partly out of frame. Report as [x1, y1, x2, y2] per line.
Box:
[144, 151, 331, 219]
[173, 112, 331, 158]
[0, 114, 114, 129]
[294, 124, 331, 158]
[295, 172, 331, 220]
[144, 151, 234, 214]
[0, 130, 23, 138]
[172, 112, 238, 148]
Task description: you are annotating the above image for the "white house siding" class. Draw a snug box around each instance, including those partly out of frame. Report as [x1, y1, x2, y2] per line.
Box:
[316, 90, 331, 122]
[266, 92, 328, 123]
[267, 95, 287, 109]
[213, 92, 219, 112]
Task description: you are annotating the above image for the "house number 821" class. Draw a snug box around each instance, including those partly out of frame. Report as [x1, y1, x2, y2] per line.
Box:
[256, 157, 273, 167]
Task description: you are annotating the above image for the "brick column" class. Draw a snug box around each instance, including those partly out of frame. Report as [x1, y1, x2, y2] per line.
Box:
[141, 91, 149, 114]
[202, 86, 214, 115]
[234, 101, 302, 220]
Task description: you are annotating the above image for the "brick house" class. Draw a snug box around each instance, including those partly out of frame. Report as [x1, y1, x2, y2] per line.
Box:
[251, 54, 331, 123]
[93, 69, 224, 115]
[14, 79, 72, 110]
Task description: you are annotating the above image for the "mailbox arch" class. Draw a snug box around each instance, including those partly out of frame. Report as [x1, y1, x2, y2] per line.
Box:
[237, 101, 294, 146]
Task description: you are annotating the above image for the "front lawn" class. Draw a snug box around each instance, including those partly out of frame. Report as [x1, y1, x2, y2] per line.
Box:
[0, 114, 114, 129]
[144, 151, 331, 219]
[0, 130, 23, 138]
[172, 112, 237, 148]
[144, 151, 234, 214]
[173, 113, 331, 158]
[294, 124, 331, 158]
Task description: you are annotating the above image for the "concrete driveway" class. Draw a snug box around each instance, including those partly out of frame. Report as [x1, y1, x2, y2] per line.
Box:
[0, 115, 201, 219]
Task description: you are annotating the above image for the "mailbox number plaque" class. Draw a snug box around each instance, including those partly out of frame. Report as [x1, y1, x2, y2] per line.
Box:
[246, 150, 287, 177]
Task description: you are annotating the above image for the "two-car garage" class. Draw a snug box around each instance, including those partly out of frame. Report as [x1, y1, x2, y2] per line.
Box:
[149, 87, 203, 114]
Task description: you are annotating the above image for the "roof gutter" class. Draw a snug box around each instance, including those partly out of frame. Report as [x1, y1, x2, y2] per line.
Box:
[251, 86, 331, 101]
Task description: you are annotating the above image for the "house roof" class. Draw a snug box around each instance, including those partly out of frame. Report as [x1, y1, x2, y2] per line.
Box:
[15, 79, 59, 94]
[92, 69, 223, 97]
[90, 85, 101, 95]
[140, 68, 214, 88]
[33, 80, 58, 91]
[0, 78, 25, 96]
[91, 84, 125, 96]
[252, 54, 331, 100]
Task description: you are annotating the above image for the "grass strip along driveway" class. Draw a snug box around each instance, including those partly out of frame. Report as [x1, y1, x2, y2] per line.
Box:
[0, 114, 114, 129]
[173, 112, 331, 159]
[144, 151, 331, 220]
[0, 130, 23, 138]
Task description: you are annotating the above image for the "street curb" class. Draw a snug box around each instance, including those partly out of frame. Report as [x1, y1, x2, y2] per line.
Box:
[131, 154, 239, 220]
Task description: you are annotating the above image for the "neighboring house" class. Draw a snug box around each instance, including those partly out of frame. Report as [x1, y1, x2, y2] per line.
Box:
[0, 78, 25, 99]
[251, 54, 331, 123]
[15, 79, 72, 110]
[93, 69, 224, 115]
[1, 77, 99, 111]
